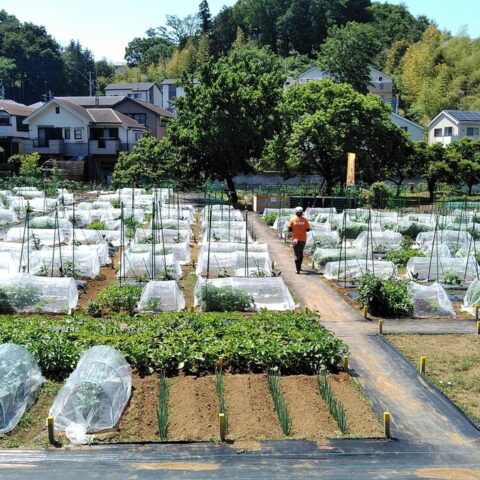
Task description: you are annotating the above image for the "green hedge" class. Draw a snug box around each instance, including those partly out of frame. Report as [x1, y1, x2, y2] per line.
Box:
[0, 312, 347, 379]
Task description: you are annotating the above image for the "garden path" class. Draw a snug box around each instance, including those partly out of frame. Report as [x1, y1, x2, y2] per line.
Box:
[251, 213, 480, 448]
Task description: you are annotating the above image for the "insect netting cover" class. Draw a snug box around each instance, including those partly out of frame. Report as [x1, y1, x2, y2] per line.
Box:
[72, 229, 105, 245]
[462, 278, 480, 316]
[27, 198, 58, 212]
[456, 241, 480, 258]
[137, 280, 186, 312]
[416, 230, 472, 252]
[263, 208, 296, 217]
[134, 228, 191, 244]
[59, 209, 93, 227]
[195, 251, 272, 277]
[130, 242, 191, 265]
[353, 231, 403, 252]
[0, 251, 20, 274]
[76, 201, 113, 211]
[312, 248, 371, 268]
[0, 344, 44, 434]
[406, 256, 478, 284]
[118, 251, 182, 281]
[393, 220, 435, 237]
[195, 277, 296, 311]
[98, 230, 121, 247]
[419, 243, 452, 258]
[5, 228, 66, 246]
[323, 259, 397, 281]
[305, 231, 341, 252]
[202, 209, 244, 222]
[72, 244, 111, 266]
[408, 282, 455, 318]
[201, 224, 253, 243]
[0, 209, 18, 226]
[199, 242, 268, 255]
[49, 346, 131, 432]
[29, 216, 71, 231]
[305, 207, 337, 220]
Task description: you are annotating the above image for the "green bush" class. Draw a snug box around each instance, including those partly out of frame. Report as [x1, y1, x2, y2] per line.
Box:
[0, 311, 347, 378]
[263, 213, 278, 226]
[386, 248, 424, 267]
[87, 220, 106, 230]
[360, 182, 394, 209]
[338, 223, 367, 239]
[97, 284, 143, 313]
[200, 285, 255, 312]
[357, 274, 413, 317]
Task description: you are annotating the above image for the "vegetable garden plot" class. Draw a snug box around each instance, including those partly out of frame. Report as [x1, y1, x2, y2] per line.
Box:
[338, 221, 382, 240]
[353, 231, 403, 252]
[202, 226, 253, 243]
[5, 228, 66, 246]
[97, 230, 121, 247]
[305, 231, 341, 252]
[118, 251, 182, 281]
[59, 209, 92, 227]
[195, 251, 272, 278]
[27, 198, 58, 212]
[312, 248, 370, 268]
[194, 277, 296, 311]
[406, 256, 478, 284]
[49, 346, 131, 434]
[462, 278, 480, 315]
[202, 209, 243, 222]
[0, 343, 44, 434]
[199, 242, 268, 256]
[30, 249, 100, 279]
[416, 230, 472, 251]
[305, 207, 337, 220]
[130, 241, 191, 265]
[73, 229, 105, 245]
[408, 282, 455, 318]
[419, 243, 452, 258]
[324, 259, 397, 281]
[134, 228, 191, 244]
[0, 273, 78, 313]
[137, 280, 186, 312]
[456, 241, 480, 258]
[391, 220, 434, 237]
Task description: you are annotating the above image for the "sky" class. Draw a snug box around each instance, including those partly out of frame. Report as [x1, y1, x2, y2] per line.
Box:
[1, 0, 479, 62]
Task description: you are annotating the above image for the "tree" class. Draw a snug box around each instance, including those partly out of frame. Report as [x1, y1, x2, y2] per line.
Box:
[62, 40, 95, 96]
[318, 22, 381, 93]
[157, 15, 201, 49]
[95, 59, 115, 93]
[112, 135, 181, 188]
[168, 45, 284, 202]
[124, 31, 174, 70]
[18, 152, 41, 177]
[259, 80, 412, 193]
[198, 0, 212, 35]
[446, 138, 480, 195]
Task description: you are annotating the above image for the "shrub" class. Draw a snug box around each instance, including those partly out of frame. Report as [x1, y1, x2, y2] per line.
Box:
[386, 248, 424, 267]
[97, 284, 143, 313]
[263, 213, 278, 226]
[19, 153, 41, 177]
[338, 223, 367, 239]
[85, 300, 102, 317]
[87, 220, 106, 230]
[360, 182, 394, 209]
[200, 285, 255, 312]
[357, 274, 413, 317]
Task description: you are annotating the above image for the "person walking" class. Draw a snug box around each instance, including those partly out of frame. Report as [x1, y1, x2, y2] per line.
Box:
[287, 206, 310, 274]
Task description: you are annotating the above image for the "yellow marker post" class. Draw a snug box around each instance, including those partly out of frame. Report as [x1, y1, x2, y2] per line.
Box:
[384, 412, 391, 438]
[47, 416, 55, 445]
[378, 319, 384, 335]
[342, 355, 349, 371]
[420, 356, 426, 374]
[219, 413, 226, 441]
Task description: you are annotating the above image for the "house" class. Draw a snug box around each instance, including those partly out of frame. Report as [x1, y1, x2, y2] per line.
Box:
[55, 96, 173, 139]
[428, 110, 480, 146]
[285, 66, 395, 105]
[389, 112, 424, 142]
[0, 100, 37, 161]
[105, 82, 163, 107]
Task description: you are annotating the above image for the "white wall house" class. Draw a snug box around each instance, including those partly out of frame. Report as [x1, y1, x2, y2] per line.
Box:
[428, 110, 480, 146]
[105, 82, 163, 107]
[158, 79, 200, 114]
[22, 98, 146, 158]
[389, 112, 424, 142]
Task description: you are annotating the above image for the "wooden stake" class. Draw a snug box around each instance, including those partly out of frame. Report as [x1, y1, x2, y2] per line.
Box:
[378, 319, 384, 335]
[477, 321, 480, 335]
[420, 356, 426, 374]
[363, 306, 368, 319]
[47, 416, 55, 445]
[219, 413, 226, 441]
[384, 412, 391, 438]
[342, 355, 349, 371]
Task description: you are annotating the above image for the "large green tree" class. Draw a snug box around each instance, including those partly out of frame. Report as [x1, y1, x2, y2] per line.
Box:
[62, 40, 95, 96]
[318, 22, 381, 93]
[446, 138, 480, 195]
[124, 30, 175, 70]
[168, 44, 284, 202]
[259, 79, 411, 192]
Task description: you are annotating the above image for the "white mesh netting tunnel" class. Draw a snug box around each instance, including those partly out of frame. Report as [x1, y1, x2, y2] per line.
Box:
[137, 280, 186, 312]
[408, 282, 455, 318]
[0, 344, 44, 434]
[49, 346, 131, 433]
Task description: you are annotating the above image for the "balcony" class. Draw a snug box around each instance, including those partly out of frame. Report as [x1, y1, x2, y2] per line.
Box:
[88, 139, 121, 155]
[23, 139, 64, 154]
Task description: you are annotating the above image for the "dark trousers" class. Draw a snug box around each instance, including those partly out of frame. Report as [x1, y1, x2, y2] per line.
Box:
[293, 241, 306, 272]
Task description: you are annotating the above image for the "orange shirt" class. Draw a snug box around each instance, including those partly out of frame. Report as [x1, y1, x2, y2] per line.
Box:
[287, 215, 310, 242]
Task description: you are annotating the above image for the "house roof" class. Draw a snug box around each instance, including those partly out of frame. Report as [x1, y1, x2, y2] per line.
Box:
[55, 98, 92, 121]
[132, 99, 174, 118]
[105, 82, 156, 91]
[389, 112, 424, 130]
[87, 108, 145, 128]
[0, 100, 36, 117]
[444, 110, 480, 122]
[56, 96, 123, 107]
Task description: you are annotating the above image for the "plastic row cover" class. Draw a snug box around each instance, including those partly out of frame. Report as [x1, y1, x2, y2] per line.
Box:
[50, 346, 131, 433]
[0, 273, 78, 313]
[199, 242, 268, 255]
[305, 231, 341, 251]
[324, 259, 397, 281]
[130, 242, 191, 265]
[353, 231, 403, 252]
[416, 231, 472, 250]
[313, 248, 370, 268]
[118, 251, 182, 280]
[137, 280, 186, 312]
[463, 278, 480, 316]
[0, 344, 44, 434]
[5, 228, 66, 246]
[194, 277, 296, 311]
[406, 256, 478, 284]
[135, 228, 191, 244]
[408, 282, 455, 318]
[195, 251, 272, 277]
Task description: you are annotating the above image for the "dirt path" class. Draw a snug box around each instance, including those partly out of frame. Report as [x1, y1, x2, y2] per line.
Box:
[251, 213, 480, 448]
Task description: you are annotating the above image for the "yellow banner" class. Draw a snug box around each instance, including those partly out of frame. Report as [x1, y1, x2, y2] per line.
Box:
[346, 152, 356, 187]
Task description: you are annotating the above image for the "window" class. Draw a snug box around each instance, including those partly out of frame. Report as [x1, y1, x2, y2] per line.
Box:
[434, 128, 442, 137]
[0, 115, 10, 126]
[467, 127, 479, 136]
[74, 128, 83, 140]
[135, 132, 143, 141]
[55, 106, 60, 114]
[64, 128, 71, 140]
[168, 84, 177, 101]
[444, 127, 453, 136]
[127, 93, 133, 98]
[125, 113, 146, 126]
[133, 93, 142, 99]
[16, 116, 28, 132]
[378, 76, 383, 81]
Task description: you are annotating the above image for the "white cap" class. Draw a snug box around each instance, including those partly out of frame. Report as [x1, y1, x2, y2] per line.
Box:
[295, 206, 303, 214]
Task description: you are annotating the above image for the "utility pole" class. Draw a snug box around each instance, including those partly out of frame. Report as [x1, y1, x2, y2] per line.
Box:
[88, 71, 93, 97]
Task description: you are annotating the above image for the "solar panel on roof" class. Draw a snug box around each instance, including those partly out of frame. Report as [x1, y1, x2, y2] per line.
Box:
[446, 110, 480, 121]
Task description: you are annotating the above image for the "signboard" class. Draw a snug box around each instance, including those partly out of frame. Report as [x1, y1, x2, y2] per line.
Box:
[346, 152, 356, 187]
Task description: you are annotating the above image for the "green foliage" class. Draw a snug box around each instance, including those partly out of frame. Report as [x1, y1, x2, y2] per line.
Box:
[97, 284, 143, 313]
[357, 274, 413, 317]
[338, 223, 368, 239]
[0, 311, 347, 377]
[443, 272, 462, 285]
[215, 365, 228, 434]
[200, 285, 255, 312]
[267, 369, 291, 436]
[386, 248, 424, 267]
[87, 220, 106, 230]
[263, 213, 278, 226]
[360, 182, 394, 209]
[85, 301, 102, 318]
[316, 372, 347, 433]
[157, 372, 169, 441]
[19, 153, 41, 178]
[0, 283, 41, 313]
